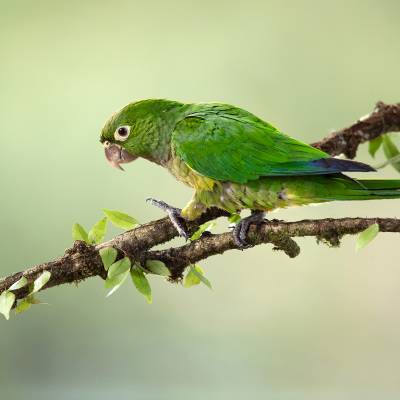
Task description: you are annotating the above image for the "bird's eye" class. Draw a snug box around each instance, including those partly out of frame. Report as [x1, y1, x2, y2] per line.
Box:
[114, 126, 131, 141]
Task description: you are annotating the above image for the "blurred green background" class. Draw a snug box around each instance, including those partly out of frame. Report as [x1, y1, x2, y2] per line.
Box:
[1, 0, 400, 398]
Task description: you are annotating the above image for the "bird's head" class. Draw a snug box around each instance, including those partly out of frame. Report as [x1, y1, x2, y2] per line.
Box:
[100, 102, 142, 171]
[100, 99, 183, 170]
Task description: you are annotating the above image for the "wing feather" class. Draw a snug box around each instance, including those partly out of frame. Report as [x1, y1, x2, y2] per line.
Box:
[172, 106, 373, 184]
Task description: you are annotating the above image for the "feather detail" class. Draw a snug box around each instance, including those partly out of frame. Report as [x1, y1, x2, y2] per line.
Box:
[171, 105, 374, 184]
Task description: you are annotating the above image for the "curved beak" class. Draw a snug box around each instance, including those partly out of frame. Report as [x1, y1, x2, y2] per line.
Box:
[104, 142, 137, 171]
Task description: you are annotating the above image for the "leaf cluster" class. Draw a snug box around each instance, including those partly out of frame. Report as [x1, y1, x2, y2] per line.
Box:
[0, 271, 51, 320]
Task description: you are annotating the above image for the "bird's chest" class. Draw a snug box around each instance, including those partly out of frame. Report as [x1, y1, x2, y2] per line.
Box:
[166, 156, 216, 191]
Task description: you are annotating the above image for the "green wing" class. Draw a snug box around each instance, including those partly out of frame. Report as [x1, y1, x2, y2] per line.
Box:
[171, 106, 332, 184]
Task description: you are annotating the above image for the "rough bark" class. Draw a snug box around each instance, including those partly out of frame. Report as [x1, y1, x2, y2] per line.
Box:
[312, 102, 400, 158]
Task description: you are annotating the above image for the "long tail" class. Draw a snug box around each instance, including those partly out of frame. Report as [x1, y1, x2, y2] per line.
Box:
[313, 176, 400, 201]
[286, 175, 400, 204]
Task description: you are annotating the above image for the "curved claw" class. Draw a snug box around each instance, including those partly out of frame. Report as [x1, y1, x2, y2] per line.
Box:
[146, 197, 189, 240]
[233, 211, 265, 249]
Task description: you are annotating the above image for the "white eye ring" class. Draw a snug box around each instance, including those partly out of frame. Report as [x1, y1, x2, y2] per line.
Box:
[114, 125, 131, 141]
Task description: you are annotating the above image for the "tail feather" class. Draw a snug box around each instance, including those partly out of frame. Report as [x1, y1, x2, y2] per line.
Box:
[322, 178, 400, 201]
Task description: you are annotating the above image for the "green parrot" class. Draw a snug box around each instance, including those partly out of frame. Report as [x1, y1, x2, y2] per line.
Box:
[100, 99, 400, 247]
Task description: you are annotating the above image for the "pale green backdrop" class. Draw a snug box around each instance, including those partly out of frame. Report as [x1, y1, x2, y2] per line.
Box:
[1, 1, 400, 399]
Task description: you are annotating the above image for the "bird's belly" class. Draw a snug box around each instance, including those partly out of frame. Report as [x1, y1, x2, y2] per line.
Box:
[166, 156, 325, 214]
[196, 178, 316, 213]
[167, 157, 216, 191]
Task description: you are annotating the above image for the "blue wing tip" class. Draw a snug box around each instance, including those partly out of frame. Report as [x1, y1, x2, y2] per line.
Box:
[311, 158, 376, 173]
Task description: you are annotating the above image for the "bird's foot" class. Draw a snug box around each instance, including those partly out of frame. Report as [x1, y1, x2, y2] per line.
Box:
[146, 198, 189, 240]
[233, 211, 265, 249]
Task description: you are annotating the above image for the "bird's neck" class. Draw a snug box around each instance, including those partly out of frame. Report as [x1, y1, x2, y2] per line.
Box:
[139, 103, 191, 166]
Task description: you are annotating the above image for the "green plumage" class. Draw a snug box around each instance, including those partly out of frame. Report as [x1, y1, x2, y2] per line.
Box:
[172, 105, 329, 183]
[101, 99, 400, 220]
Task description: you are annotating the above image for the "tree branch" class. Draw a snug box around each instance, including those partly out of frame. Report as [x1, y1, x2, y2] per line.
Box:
[1, 102, 400, 300]
[149, 217, 400, 278]
[312, 101, 400, 158]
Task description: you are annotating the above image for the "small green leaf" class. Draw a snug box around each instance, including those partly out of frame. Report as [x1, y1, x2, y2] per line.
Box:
[228, 214, 241, 224]
[102, 209, 139, 230]
[183, 265, 203, 288]
[104, 270, 128, 289]
[108, 257, 131, 279]
[383, 135, 400, 172]
[105, 257, 131, 297]
[145, 260, 170, 276]
[105, 269, 130, 297]
[183, 265, 212, 289]
[130, 265, 152, 304]
[190, 220, 217, 240]
[99, 247, 118, 271]
[72, 223, 89, 243]
[368, 136, 383, 158]
[0, 291, 15, 320]
[15, 297, 33, 314]
[32, 271, 51, 294]
[9, 276, 28, 291]
[191, 265, 212, 289]
[88, 217, 107, 244]
[356, 223, 379, 251]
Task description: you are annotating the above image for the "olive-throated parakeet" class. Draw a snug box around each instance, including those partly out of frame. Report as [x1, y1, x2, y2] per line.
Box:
[100, 99, 400, 247]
